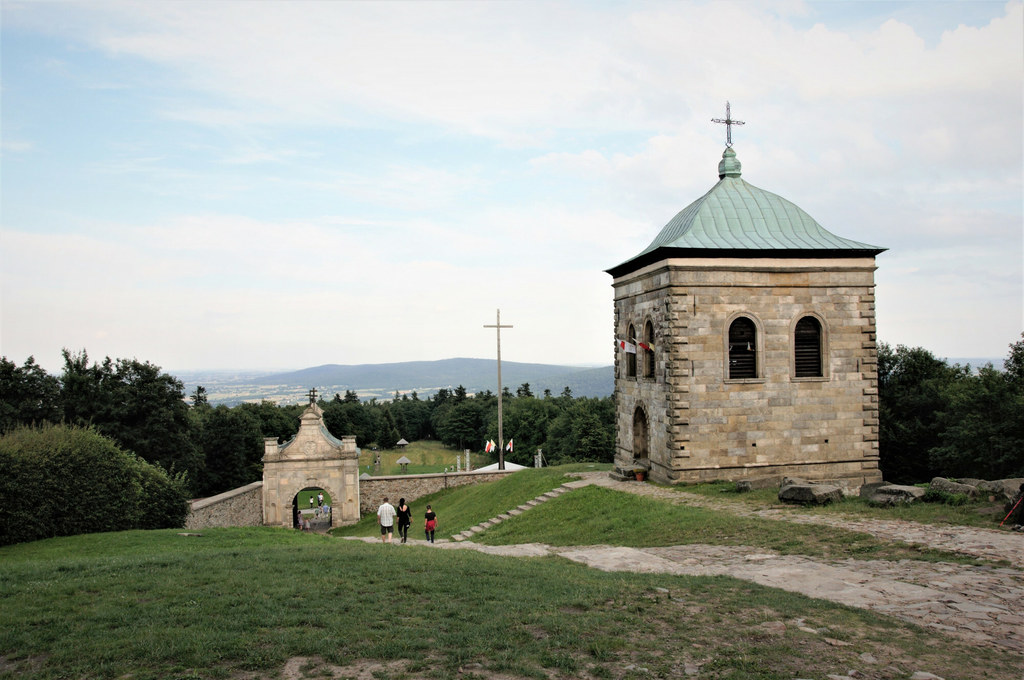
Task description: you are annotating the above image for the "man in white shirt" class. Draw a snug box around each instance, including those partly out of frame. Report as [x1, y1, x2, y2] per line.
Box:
[377, 497, 397, 544]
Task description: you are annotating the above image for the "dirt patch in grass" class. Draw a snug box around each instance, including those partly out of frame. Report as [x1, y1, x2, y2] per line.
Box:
[255, 657, 562, 680]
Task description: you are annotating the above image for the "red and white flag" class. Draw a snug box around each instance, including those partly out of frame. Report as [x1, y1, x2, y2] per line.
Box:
[505, 438, 513, 453]
[618, 339, 636, 354]
[637, 341, 653, 351]
[484, 440, 495, 453]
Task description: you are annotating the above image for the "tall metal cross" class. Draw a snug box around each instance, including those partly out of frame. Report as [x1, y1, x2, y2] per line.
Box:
[711, 101, 745, 147]
[307, 387, 318, 405]
[483, 308, 513, 470]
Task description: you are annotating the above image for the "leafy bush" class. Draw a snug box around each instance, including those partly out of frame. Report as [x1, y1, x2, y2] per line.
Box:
[0, 424, 189, 545]
[128, 453, 190, 529]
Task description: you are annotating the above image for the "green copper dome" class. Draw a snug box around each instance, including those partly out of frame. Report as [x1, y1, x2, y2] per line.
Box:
[607, 147, 885, 277]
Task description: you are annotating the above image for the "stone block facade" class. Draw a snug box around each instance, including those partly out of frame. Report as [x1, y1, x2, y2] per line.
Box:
[612, 256, 882, 487]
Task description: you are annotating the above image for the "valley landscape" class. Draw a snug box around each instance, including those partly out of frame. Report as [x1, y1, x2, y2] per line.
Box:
[175, 358, 615, 405]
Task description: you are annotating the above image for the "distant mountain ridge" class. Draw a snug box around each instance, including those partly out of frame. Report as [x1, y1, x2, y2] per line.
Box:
[180, 358, 614, 405]
[258, 358, 613, 398]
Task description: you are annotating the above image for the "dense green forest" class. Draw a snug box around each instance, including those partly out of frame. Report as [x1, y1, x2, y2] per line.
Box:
[0, 350, 614, 498]
[878, 336, 1024, 483]
[1, 335, 1022, 503]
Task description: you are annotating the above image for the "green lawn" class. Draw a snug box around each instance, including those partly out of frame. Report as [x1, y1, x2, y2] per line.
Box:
[1, 465, 1020, 679]
[476, 484, 992, 564]
[1, 528, 1016, 680]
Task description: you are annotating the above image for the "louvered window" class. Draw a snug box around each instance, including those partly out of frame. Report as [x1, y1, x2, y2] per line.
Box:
[728, 318, 757, 379]
[626, 324, 637, 378]
[643, 320, 655, 378]
[794, 316, 823, 378]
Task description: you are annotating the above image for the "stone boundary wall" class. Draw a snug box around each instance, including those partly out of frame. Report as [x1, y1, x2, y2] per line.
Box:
[185, 481, 263, 530]
[183, 471, 520, 528]
[359, 470, 518, 515]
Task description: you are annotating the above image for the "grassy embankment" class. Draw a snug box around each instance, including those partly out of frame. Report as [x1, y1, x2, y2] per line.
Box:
[1, 465, 1019, 679]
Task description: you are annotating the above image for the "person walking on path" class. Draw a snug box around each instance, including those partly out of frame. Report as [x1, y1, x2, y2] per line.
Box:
[377, 497, 397, 544]
[396, 498, 411, 544]
[424, 504, 437, 543]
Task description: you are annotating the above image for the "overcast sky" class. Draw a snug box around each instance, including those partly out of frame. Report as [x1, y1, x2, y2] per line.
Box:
[1, 0, 1021, 374]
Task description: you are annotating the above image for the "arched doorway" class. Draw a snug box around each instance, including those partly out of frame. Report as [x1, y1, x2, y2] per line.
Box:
[632, 406, 649, 465]
[294, 486, 332, 531]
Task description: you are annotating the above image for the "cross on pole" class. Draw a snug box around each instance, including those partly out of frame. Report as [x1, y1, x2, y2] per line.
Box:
[711, 101, 745, 147]
[483, 309, 513, 470]
[307, 388, 318, 405]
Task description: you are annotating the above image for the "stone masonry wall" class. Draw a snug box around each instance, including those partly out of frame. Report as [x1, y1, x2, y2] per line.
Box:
[359, 470, 518, 515]
[186, 481, 263, 529]
[613, 257, 882, 486]
[184, 471, 519, 529]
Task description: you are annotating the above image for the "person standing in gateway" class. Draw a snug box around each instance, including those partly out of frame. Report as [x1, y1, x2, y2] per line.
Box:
[377, 497, 397, 544]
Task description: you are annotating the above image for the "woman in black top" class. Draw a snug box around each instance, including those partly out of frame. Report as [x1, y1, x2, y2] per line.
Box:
[396, 498, 411, 544]
[424, 504, 437, 543]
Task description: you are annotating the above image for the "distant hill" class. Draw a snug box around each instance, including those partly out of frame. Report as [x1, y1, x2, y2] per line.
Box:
[178, 358, 614, 406]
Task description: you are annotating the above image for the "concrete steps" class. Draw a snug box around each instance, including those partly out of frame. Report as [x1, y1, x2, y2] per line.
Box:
[451, 483, 576, 542]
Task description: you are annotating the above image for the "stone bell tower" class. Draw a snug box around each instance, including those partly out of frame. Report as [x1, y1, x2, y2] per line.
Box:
[606, 109, 886, 488]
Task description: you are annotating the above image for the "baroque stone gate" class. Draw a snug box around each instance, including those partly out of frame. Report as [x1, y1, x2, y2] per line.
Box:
[261, 400, 360, 528]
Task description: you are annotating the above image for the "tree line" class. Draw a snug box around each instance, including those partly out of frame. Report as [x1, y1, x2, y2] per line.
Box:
[0, 350, 615, 499]
[877, 335, 1024, 483]
[2, 335, 1021, 503]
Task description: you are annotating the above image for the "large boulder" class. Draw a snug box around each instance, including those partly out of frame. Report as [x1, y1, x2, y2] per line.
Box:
[865, 484, 926, 506]
[781, 476, 859, 497]
[930, 477, 978, 498]
[778, 482, 842, 506]
[956, 478, 985, 488]
[977, 478, 1024, 503]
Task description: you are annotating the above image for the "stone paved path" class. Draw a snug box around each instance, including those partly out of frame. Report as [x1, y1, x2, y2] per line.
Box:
[348, 473, 1024, 654]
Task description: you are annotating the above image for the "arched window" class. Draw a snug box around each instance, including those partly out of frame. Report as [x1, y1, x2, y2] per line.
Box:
[728, 317, 757, 379]
[794, 316, 823, 378]
[626, 324, 637, 378]
[643, 320, 655, 379]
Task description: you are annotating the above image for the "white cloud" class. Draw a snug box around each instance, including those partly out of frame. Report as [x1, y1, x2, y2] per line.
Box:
[2, 0, 1020, 369]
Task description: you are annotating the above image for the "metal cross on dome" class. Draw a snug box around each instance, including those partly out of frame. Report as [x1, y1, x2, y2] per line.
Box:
[307, 387, 318, 404]
[712, 101, 745, 147]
